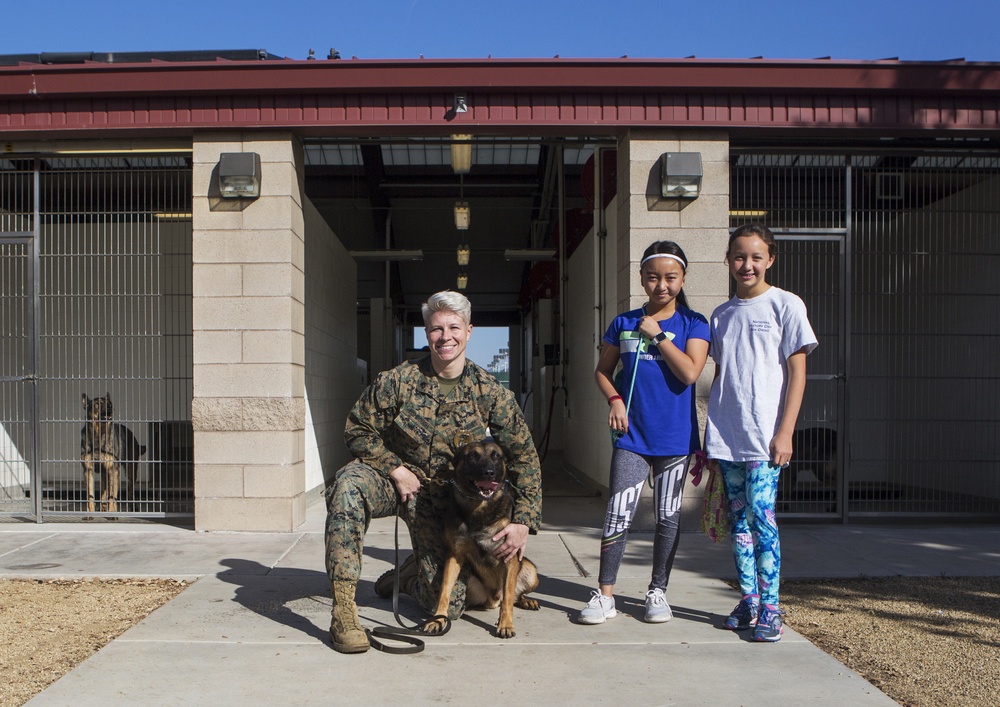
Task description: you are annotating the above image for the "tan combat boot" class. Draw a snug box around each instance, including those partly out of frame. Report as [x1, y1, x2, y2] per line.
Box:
[330, 581, 369, 654]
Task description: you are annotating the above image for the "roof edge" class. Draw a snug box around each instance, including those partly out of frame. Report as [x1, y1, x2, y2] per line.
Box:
[0, 56, 998, 101]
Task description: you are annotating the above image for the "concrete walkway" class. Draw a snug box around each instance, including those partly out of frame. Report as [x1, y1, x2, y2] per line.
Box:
[3, 490, 999, 706]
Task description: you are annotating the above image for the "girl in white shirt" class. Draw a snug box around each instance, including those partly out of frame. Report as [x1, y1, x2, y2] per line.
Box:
[705, 223, 817, 642]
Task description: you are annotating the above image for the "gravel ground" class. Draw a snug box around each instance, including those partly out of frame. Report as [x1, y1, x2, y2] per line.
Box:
[1, 576, 998, 706]
[782, 576, 1000, 707]
[0, 578, 187, 707]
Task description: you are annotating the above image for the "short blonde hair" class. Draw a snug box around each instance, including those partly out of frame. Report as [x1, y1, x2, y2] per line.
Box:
[421, 290, 472, 327]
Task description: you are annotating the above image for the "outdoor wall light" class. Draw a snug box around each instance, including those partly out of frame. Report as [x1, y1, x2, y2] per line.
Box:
[660, 152, 702, 199]
[454, 202, 470, 230]
[454, 93, 468, 113]
[456, 273, 468, 290]
[218, 152, 262, 198]
[457, 244, 470, 265]
[451, 134, 473, 174]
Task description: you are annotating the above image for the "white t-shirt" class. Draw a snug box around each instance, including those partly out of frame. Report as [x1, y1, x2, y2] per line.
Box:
[705, 287, 818, 462]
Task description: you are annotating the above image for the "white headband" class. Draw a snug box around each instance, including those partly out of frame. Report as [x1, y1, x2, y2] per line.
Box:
[640, 253, 687, 270]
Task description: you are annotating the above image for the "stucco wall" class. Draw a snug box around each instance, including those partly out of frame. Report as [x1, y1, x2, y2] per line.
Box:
[302, 198, 363, 497]
[563, 198, 619, 491]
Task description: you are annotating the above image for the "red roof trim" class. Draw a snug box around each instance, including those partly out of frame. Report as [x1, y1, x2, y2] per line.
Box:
[0, 58, 997, 138]
[1, 91, 996, 138]
[0, 57, 999, 99]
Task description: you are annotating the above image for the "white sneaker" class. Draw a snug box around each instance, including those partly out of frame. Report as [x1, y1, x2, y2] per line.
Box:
[644, 588, 673, 623]
[578, 590, 617, 624]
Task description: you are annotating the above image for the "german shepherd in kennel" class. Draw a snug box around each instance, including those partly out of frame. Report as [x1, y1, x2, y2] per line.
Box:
[421, 440, 540, 639]
[81, 393, 146, 515]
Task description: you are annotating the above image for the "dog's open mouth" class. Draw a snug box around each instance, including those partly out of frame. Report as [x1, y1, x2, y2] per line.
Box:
[474, 480, 500, 499]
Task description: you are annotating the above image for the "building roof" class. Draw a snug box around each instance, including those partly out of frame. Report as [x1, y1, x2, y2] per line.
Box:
[0, 54, 997, 137]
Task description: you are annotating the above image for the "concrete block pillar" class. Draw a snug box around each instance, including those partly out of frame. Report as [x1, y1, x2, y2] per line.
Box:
[191, 133, 307, 531]
[616, 130, 731, 528]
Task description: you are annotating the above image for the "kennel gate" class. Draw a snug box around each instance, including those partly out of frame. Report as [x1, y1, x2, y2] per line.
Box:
[0, 234, 39, 517]
[722, 227, 847, 518]
[768, 232, 846, 518]
[0, 156, 194, 522]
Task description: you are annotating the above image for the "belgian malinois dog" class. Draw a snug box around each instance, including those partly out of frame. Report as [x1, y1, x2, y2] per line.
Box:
[81, 393, 146, 516]
[422, 440, 540, 639]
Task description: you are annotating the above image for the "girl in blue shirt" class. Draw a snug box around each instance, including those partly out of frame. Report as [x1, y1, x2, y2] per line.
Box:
[578, 241, 710, 625]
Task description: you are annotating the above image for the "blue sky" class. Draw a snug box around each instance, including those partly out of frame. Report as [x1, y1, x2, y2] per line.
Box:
[3, 0, 998, 62]
[465, 328, 509, 371]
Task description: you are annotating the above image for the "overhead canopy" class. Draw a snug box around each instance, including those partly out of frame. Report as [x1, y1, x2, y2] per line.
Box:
[0, 55, 997, 137]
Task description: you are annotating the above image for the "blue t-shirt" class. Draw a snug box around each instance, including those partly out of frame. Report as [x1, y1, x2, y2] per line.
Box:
[603, 305, 710, 456]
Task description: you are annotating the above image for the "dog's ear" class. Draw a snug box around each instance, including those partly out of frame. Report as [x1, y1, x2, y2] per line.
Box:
[82, 393, 89, 407]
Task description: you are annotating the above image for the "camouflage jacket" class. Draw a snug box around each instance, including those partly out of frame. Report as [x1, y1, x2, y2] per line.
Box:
[345, 356, 542, 531]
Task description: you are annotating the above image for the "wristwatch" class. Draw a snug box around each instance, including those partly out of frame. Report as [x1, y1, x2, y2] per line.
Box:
[652, 331, 668, 344]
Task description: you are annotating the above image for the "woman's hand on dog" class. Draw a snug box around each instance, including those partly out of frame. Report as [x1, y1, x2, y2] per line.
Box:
[389, 465, 421, 504]
[493, 523, 529, 563]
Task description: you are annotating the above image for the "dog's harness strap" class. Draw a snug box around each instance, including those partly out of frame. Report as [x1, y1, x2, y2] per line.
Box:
[367, 506, 451, 654]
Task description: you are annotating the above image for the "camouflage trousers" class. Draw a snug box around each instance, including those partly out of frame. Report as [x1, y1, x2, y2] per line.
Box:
[324, 459, 468, 620]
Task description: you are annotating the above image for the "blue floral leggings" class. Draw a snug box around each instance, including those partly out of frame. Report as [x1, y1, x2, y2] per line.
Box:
[718, 460, 781, 605]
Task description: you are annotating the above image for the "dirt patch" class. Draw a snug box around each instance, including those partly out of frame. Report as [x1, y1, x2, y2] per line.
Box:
[0, 578, 188, 707]
[782, 576, 1000, 707]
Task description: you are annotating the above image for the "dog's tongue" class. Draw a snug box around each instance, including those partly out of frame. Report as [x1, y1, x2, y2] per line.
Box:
[476, 481, 499, 494]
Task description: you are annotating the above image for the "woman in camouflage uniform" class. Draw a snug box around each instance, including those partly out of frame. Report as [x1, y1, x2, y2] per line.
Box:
[325, 290, 542, 654]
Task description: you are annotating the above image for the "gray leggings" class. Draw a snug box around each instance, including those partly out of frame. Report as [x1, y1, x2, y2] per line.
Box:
[598, 449, 688, 591]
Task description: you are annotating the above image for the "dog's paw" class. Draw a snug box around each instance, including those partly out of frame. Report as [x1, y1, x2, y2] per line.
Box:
[516, 596, 540, 611]
[494, 624, 516, 639]
[421, 617, 449, 635]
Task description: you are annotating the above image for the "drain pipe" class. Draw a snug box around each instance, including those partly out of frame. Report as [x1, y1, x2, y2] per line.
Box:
[384, 211, 392, 369]
[593, 147, 610, 345]
[557, 143, 567, 397]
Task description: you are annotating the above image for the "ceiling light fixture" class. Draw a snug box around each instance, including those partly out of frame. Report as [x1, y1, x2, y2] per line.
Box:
[50, 146, 192, 155]
[456, 273, 468, 290]
[457, 245, 470, 266]
[454, 202, 470, 230]
[450, 134, 473, 174]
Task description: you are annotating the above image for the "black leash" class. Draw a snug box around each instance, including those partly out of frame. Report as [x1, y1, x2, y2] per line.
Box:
[365, 504, 450, 654]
